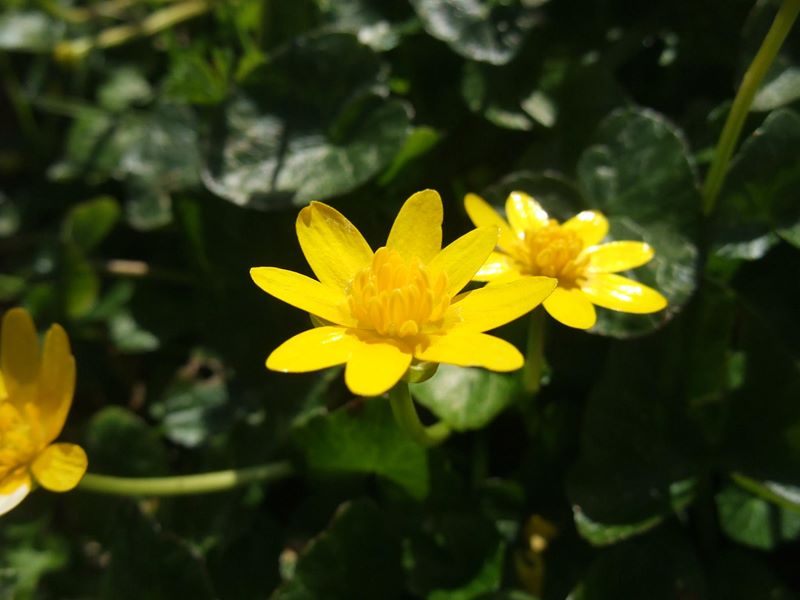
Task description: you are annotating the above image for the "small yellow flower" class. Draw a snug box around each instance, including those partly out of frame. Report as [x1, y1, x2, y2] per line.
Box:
[464, 192, 668, 329]
[0, 308, 87, 516]
[251, 190, 557, 396]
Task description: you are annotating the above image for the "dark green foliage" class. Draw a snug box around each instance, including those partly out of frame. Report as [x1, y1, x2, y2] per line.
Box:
[2, 0, 800, 597]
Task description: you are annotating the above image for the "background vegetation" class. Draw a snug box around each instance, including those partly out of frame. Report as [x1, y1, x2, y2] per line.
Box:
[1, 0, 800, 597]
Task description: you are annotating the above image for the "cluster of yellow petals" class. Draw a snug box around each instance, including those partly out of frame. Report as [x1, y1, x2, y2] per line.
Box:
[465, 192, 667, 329]
[0, 308, 87, 517]
[251, 190, 557, 397]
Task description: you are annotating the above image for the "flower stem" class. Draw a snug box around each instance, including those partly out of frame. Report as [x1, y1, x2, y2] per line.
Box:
[77, 461, 294, 496]
[388, 382, 450, 447]
[54, 0, 211, 62]
[701, 0, 800, 215]
[522, 309, 546, 394]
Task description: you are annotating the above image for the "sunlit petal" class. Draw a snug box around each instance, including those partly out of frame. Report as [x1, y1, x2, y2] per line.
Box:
[1, 308, 41, 396]
[30, 443, 88, 492]
[584, 241, 654, 273]
[428, 227, 498, 295]
[473, 252, 520, 282]
[250, 267, 355, 326]
[416, 332, 523, 371]
[0, 371, 6, 402]
[344, 338, 412, 397]
[386, 189, 443, 263]
[542, 287, 597, 329]
[464, 193, 518, 251]
[296, 202, 373, 292]
[561, 210, 608, 246]
[446, 276, 557, 332]
[267, 327, 355, 372]
[581, 274, 668, 314]
[505, 191, 549, 235]
[38, 325, 76, 444]
[0, 469, 31, 516]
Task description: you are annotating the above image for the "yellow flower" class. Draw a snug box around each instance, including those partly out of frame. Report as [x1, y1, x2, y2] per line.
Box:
[0, 308, 87, 516]
[464, 191, 668, 329]
[251, 190, 557, 397]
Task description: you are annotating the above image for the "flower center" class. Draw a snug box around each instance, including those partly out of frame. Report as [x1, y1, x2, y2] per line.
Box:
[0, 402, 40, 481]
[347, 247, 450, 338]
[514, 221, 588, 284]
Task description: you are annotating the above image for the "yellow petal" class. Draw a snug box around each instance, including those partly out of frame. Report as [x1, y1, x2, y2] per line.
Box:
[1, 308, 41, 395]
[250, 267, 355, 326]
[505, 191, 549, 236]
[386, 189, 443, 263]
[580, 274, 668, 314]
[542, 287, 597, 329]
[37, 324, 76, 444]
[473, 252, 521, 282]
[0, 469, 31, 516]
[584, 241, 654, 273]
[463, 193, 518, 251]
[267, 326, 355, 372]
[562, 210, 608, 246]
[296, 202, 373, 292]
[31, 443, 88, 492]
[0, 370, 7, 402]
[446, 276, 557, 332]
[416, 332, 523, 371]
[344, 338, 412, 397]
[428, 227, 498, 295]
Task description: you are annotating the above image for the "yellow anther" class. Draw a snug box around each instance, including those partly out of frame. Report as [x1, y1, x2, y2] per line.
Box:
[513, 222, 589, 285]
[348, 247, 450, 338]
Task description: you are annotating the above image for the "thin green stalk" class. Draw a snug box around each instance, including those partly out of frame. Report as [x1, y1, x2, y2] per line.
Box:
[77, 461, 294, 496]
[522, 309, 545, 394]
[388, 382, 450, 447]
[55, 0, 211, 62]
[702, 0, 800, 215]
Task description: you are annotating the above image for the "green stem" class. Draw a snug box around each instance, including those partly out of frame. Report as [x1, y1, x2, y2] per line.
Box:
[388, 382, 450, 447]
[522, 309, 546, 394]
[77, 461, 294, 496]
[702, 0, 800, 215]
[54, 0, 211, 62]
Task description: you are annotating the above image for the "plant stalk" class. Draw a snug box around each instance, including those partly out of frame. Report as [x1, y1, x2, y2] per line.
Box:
[522, 309, 546, 394]
[702, 0, 800, 215]
[77, 461, 294, 496]
[388, 382, 450, 447]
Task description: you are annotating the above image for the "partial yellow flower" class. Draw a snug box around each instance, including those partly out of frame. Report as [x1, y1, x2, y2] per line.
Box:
[0, 308, 87, 516]
[251, 190, 557, 397]
[465, 191, 668, 329]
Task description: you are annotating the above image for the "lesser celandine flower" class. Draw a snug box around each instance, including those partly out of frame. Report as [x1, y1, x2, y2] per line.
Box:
[0, 308, 87, 516]
[250, 190, 557, 396]
[464, 192, 667, 329]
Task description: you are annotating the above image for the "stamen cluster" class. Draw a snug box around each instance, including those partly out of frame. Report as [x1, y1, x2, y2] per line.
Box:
[348, 247, 450, 338]
[514, 222, 588, 284]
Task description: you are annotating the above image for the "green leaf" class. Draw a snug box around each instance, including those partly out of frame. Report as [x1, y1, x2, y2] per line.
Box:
[109, 310, 160, 354]
[567, 332, 700, 542]
[84, 406, 168, 476]
[570, 529, 705, 600]
[378, 126, 441, 184]
[716, 484, 800, 550]
[98, 67, 154, 112]
[61, 244, 100, 319]
[752, 60, 800, 112]
[573, 479, 695, 546]
[62, 197, 120, 252]
[103, 508, 215, 600]
[292, 398, 429, 499]
[406, 510, 506, 600]
[732, 473, 800, 513]
[204, 33, 411, 208]
[0, 521, 68, 600]
[410, 0, 542, 65]
[412, 365, 519, 432]
[577, 108, 701, 336]
[0, 11, 61, 52]
[273, 499, 404, 600]
[150, 354, 231, 447]
[714, 109, 800, 258]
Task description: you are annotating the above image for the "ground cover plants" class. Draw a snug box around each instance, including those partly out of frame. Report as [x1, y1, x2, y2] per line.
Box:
[1, 0, 800, 598]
